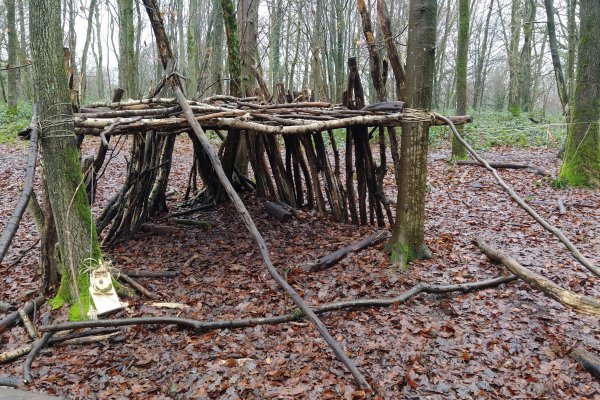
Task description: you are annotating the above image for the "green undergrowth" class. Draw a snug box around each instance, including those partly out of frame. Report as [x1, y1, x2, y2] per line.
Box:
[0, 102, 32, 144]
[429, 111, 567, 150]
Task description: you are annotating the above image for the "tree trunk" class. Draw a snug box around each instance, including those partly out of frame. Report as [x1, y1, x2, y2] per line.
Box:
[118, 0, 138, 99]
[389, 0, 436, 267]
[559, 0, 600, 188]
[472, 0, 493, 110]
[519, 0, 535, 113]
[377, 0, 405, 101]
[452, 0, 469, 160]
[30, 0, 103, 320]
[566, 0, 577, 102]
[7, 0, 19, 113]
[508, 0, 522, 116]
[80, 0, 98, 103]
[544, 0, 569, 114]
[17, 0, 32, 101]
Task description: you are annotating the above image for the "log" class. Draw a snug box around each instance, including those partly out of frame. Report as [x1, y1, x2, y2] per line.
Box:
[456, 160, 551, 177]
[0, 376, 20, 388]
[436, 113, 600, 278]
[570, 347, 600, 380]
[264, 201, 292, 222]
[0, 296, 45, 334]
[474, 237, 600, 315]
[0, 107, 39, 265]
[120, 270, 178, 278]
[117, 273, 160, 300]
[0, 302, 16, 312]
[303, 231, 388, 272]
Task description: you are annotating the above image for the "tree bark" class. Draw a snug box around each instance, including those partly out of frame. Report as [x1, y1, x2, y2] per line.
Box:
[30, 0, 103, 320]
[389, 0, 436, 267]
[559, 0, 600, 188]
[544, 0, 569, 114]
[452, 0, 469, 160]
[6, 0, 19, 113]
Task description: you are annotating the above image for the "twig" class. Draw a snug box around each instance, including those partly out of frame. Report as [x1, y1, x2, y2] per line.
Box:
[0, 301, 16, 312]
[435, 113, 600, 278]
[9, 238, 40, 266]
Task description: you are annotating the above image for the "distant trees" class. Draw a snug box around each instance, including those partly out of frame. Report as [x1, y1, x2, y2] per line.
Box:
[6, 0, 18, 113]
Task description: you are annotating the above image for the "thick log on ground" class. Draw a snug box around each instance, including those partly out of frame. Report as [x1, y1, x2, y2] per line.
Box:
[570, 347, 600, 380]
[264, 201, 292, 222]
[436, 113, 600, 278]
[456, 160, 551, 176]
[0, 388, 65, 399]
[303, 230, 388, 272]
[0, 376, 20, 388]
[474, 237, 600, 315]
[0, 296, 44, 334]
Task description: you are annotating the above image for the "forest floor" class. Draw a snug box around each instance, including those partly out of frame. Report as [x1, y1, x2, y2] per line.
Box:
[1, 135, 599, 399]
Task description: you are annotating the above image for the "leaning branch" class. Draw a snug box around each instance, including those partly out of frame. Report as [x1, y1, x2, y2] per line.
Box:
[434, 113, 600, 278]
[141, 0, 370, 388]
[0, 107, 39, 265]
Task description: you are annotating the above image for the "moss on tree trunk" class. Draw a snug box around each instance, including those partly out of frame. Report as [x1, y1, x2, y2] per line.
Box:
[30, 0, 103, 320]
[559, 0, 600, 188]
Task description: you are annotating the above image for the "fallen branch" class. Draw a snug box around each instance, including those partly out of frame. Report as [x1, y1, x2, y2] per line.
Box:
[0, 296, 45, 334]
[303, 231, 388, 272]
[168, 203, 214, 217]
[570, 347, 600, 380]
[17, 308, 38, 339]
[456, 160, 551, 177]
[39, 275, 516, 333]
[172, 218, 213, 228]
[264, 201, 293, 222]
[0, 107, 39, 265]
[474, 237, 600, 315]
[120, 270, 178, 278]
[0, 301, 16, 312]
[435, 113, 600, 278]
[117, 273, 160, 300]
[0, 376, 20, 388]
[0, 328, 120, 364]
[23, 332, 54, 383]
